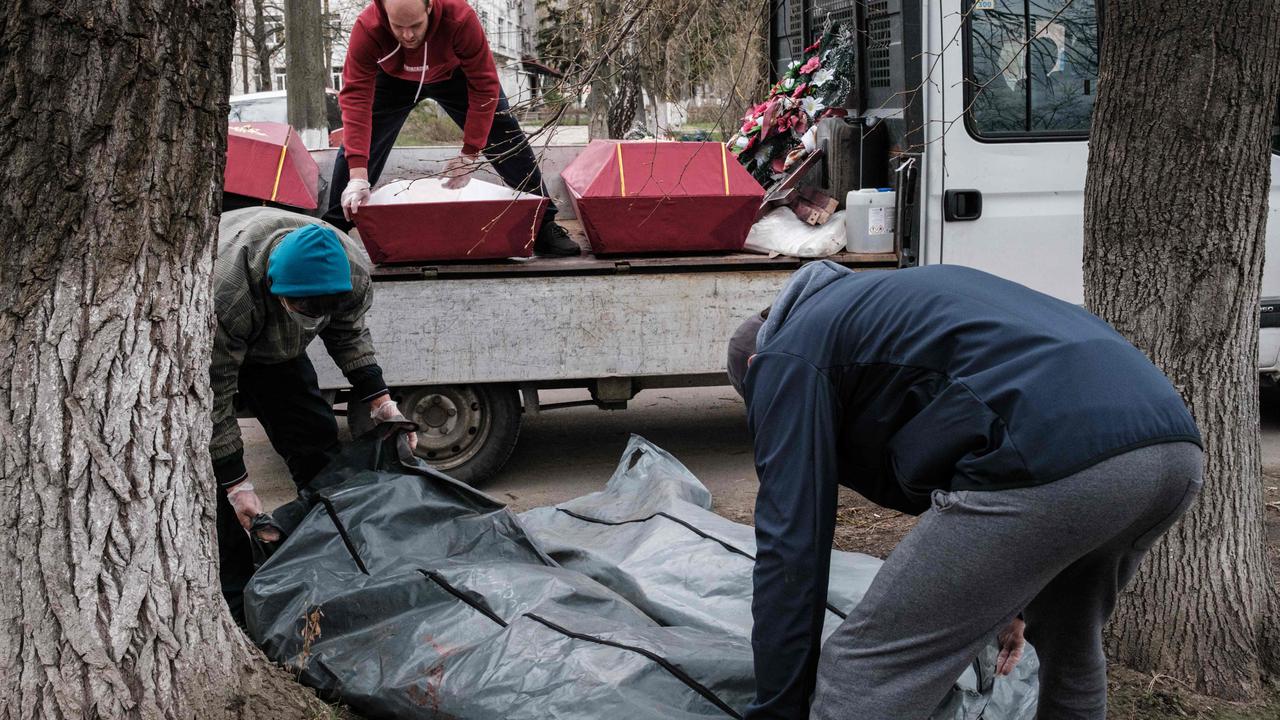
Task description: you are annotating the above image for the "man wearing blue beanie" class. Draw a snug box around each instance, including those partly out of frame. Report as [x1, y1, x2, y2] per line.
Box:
[212, 207, 415, 621]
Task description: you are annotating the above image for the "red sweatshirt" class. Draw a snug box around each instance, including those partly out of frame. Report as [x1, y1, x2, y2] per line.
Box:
[339, 0, 502, 167]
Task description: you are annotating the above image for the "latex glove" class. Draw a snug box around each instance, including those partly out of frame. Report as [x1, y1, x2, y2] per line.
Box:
[341, 178, 372, 221]
[442, 154, 480, 190]
[996, 617, 1026, 676]
[226, 480, 262, 529]
[370, 396, 418, 451]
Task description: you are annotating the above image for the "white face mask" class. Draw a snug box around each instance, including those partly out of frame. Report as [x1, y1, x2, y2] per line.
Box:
[280, 299, 328, 332]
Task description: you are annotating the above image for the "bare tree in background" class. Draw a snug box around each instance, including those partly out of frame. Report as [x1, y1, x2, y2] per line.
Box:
[233, 0, 357, 94]
[535, 0, 766, 139]
[249, 0, 286, 91]
[1084, 0, 1280, 699]
[0, 0, 330, 714]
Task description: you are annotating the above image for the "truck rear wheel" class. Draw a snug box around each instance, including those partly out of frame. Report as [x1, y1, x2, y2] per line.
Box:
[397, 383, 522, 486]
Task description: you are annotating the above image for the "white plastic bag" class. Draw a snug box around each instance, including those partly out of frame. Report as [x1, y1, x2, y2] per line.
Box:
[744, 208, 847, 258]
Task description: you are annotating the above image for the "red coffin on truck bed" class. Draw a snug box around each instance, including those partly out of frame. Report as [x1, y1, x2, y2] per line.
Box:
[561, 140, 765, 255]
[224, 122, 319, 210]
[353, 178, 548, 263]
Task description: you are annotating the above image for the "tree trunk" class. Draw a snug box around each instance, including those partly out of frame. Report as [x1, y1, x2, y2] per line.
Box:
[1083, 0, 1280, 699]
[252, 0, 274, 91]
[238, 0, 253, 95]
[607, 53, 641, 138]
[0, 0, 329, 716]
[322, 0, 333, 90]
[285, 0, 328, 148]
[588, 75, 610, 139]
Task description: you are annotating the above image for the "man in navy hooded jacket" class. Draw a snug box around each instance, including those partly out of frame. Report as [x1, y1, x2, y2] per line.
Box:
[727, 262, 1203, 720]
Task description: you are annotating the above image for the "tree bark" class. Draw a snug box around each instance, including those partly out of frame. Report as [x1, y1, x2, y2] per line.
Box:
[588, 74, 610, 139]
[1084, 0, 1280, 699]
[285, 0, 328, 148]
[607, 52, 641, 138]
[322, 0, 333, 90]
[0, 0, 330, 716]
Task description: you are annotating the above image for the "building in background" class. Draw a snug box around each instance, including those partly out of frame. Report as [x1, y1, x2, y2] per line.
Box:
[231, 0, 543, 105]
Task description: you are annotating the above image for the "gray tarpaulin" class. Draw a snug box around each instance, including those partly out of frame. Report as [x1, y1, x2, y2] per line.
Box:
[245, 427, 1039, 719]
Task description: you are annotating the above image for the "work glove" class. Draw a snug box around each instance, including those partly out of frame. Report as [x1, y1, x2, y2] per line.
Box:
[341, 178, 372, 221]
[371, 398, 418, 452]
[226, 481, 281, 542]
[442, 153, 481, 190]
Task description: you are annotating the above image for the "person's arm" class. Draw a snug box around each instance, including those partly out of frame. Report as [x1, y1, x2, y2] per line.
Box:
[744, 353, 841, 720]
[318, 277, 388, 402]
[452, 9, 502, 156]
[337, 21, 380, 174]
[210, 318, 251, 488]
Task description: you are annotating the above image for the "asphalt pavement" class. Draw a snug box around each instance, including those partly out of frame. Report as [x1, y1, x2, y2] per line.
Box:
[249, 386, 761, 517]
[248, 385, 1280, 522]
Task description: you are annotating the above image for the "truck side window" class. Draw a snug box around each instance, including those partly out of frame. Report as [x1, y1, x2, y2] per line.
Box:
[967, 0, 1099, 138]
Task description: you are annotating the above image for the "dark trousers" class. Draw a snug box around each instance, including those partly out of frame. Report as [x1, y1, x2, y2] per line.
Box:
[809, 442, 1204, 720]
[216, 354, 340, 622]
[323, 68, 558, 231]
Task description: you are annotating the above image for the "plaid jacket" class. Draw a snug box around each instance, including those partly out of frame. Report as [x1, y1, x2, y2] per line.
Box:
[211, 208, 383, 470]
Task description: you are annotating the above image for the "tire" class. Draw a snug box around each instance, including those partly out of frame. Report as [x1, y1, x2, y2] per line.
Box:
[396, 383, 522, 486]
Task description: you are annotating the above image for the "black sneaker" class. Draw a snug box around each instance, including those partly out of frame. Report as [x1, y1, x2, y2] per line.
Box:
[533, 222, 582, 257]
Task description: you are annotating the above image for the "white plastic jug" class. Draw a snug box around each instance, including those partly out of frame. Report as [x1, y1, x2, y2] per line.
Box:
[845, 188, 896, 254]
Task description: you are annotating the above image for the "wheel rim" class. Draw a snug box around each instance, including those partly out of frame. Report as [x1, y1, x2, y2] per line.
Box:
[404, 386, 492, 471]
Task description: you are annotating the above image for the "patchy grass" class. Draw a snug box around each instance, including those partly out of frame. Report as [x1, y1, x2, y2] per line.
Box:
[831, 486, 916, 557]
[396, 105, 464, 146]
[1107, 667, 1280, 719]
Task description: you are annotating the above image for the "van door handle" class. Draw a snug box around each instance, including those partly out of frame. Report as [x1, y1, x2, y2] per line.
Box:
[944, 189, 983, 221]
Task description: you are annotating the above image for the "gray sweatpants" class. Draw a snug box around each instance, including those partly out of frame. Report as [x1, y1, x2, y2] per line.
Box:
[811, 442, 1203, 720]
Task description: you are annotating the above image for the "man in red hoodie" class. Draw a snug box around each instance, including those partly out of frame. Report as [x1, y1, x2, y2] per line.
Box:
[324, 0, 580, 256]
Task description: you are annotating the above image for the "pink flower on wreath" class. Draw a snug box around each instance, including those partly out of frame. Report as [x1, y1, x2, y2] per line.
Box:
[800, 56, 821, 75]
[759, 99, 781, 136]
[791, 82, 809, 98]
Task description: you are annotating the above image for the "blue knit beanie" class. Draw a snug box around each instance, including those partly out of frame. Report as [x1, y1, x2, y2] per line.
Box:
[267, 224, 353, 297]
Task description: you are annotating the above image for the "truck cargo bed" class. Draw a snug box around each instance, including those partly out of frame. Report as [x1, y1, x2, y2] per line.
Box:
[366, 220, 897, 280]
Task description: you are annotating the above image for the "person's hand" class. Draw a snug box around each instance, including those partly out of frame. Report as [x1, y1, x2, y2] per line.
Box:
[442, 153, 480, 190]
[225, 481, 280, 541]
[341, 178, 372, 221]
[370, 395, 418, 451]
[996, 617, 1026, 676]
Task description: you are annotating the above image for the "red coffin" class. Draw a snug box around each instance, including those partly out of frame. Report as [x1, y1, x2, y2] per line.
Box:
[225, 122, 319, 210]
[561, 140, 765, 255]
[353, 178, 548, 263]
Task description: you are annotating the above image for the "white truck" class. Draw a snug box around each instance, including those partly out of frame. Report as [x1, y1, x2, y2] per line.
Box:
[295, 0, 1280, 483]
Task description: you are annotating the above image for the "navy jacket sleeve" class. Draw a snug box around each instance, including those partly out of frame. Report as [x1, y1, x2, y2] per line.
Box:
[744, 353, 841, 720]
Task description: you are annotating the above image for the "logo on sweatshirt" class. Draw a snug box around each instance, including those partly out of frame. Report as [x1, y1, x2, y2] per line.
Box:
[404, 64, 429, 72]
